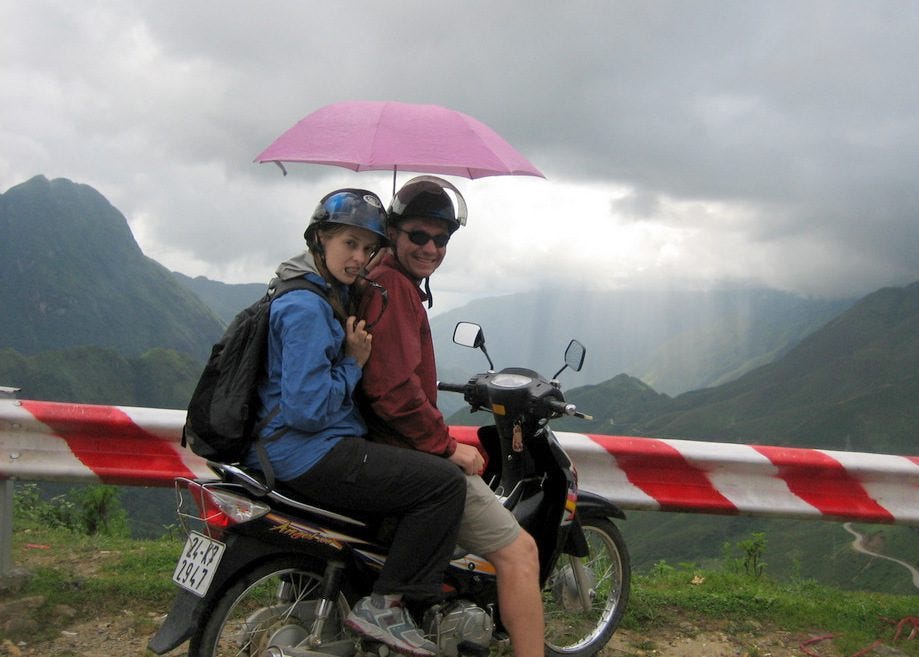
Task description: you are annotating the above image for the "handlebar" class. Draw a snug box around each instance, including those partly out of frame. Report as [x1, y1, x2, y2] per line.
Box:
[547, 399, 576, 415]
[547, 398, 594, 420]
[438, 378, 593, 421]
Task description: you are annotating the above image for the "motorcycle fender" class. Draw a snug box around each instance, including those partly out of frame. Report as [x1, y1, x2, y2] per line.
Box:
[147, 587, 201, 654]
[563, 491, 626, 558]
[147, 532, 308, 654]
[575, 490, 626, 521]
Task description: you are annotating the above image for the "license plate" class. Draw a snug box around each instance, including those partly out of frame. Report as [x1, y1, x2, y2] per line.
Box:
[172, 531, 225, 597]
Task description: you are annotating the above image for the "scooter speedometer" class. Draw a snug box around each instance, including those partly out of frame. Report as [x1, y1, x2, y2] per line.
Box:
[490, 373, 533, 389]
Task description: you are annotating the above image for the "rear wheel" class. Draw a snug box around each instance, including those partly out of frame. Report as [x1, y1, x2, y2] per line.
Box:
[189, 556, 352, 657]
[543, 517, 630, 657]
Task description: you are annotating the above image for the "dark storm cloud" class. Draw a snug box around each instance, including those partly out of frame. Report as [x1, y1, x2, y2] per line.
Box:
[2, 1, 918, 303]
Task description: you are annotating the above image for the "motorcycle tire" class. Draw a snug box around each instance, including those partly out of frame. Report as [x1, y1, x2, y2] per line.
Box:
[543, 516, 631, 657]
[188, 555, 352, 657]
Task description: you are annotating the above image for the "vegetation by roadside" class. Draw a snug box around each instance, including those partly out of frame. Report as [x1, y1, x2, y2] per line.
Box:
[1, 486, 916, 656]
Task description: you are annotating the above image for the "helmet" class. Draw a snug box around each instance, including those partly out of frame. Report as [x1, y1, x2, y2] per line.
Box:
[305, 189, 388, 244]
[388, 176, 467, 234]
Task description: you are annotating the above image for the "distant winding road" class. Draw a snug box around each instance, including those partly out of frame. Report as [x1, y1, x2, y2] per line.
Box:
[843, 522, 919, 591]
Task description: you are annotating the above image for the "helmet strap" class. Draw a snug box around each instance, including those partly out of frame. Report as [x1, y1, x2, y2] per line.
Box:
[423, 276, 433, 309]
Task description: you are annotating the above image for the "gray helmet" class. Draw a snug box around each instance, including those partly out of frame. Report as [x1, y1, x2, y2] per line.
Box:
[388, 176, 467, 234]
[305, 188, 388, 245]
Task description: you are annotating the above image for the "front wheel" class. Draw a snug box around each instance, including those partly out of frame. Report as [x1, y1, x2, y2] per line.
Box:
[543, 516, 631, 657]
[188, 556, 353, 657]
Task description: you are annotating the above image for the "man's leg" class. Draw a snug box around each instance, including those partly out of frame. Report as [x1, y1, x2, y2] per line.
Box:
[486, 531, 544, 657]
[456, 477, 544, 657]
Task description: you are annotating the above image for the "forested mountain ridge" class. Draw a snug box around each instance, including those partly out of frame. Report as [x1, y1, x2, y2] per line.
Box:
[429, 287, 854, 396]
[0, 176, 223, 361]
[595, 281, 919, 456]
[446, 282, 919, 457]
[3, 176, 916, 594]
[446, 283, 919, 593]
[171, 272, 267, 325]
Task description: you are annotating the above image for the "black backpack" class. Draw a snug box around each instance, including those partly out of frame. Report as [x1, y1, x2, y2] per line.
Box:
[183, 277, 327, 487]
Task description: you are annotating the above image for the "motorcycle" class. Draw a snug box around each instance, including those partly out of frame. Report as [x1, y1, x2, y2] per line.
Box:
[149, 322, 630, 657]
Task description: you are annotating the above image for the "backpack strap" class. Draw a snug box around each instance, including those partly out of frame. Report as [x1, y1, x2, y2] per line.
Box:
[251, 276, 330, 491]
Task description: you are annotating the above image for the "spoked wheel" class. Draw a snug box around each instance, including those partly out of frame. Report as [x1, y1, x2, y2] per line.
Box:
[543, 517, 631, 657]
[189, 556, 353, 657]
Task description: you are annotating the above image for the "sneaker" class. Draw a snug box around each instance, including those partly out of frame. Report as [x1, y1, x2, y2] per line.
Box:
[345, 594, 437, 657]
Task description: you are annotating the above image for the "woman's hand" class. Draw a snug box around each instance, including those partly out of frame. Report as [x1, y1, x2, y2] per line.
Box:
[345, 316, 372, 367]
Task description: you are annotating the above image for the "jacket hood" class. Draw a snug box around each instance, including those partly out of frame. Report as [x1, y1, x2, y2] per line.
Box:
[275, 250, 323, 282]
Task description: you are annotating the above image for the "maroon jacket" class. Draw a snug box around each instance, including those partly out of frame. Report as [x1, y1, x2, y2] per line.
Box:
[359, 253, 456, 457]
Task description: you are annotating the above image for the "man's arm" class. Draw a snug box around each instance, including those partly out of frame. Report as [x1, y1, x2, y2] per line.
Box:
[360, 273, 457, 456]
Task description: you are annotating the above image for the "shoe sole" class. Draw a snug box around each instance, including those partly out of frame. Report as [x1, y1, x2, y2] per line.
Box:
[344, 616, 435, 657]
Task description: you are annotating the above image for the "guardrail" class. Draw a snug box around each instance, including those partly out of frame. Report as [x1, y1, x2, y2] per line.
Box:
[3, 398, 919, 576]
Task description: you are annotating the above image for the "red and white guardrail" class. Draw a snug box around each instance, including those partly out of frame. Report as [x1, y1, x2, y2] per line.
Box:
[2, 399, 918, 526]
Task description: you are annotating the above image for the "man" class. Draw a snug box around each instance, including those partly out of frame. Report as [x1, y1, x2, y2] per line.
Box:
[359, 176, 544, 657]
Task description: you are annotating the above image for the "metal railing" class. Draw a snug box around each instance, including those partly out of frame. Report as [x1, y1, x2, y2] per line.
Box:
[3, 398, 918, 577]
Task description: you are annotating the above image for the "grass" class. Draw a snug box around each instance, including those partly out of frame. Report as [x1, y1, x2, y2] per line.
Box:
[624, 563, 919, 656]
[3, 522, 184, 646]
[2, 522, 917, 656]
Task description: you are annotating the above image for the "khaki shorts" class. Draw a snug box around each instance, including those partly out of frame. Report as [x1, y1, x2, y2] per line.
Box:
[456, 475, 521, 556]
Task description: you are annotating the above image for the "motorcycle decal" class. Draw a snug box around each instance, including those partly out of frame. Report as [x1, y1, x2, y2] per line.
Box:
[451, 554, 497, 575]
[265, 513, 345, 549]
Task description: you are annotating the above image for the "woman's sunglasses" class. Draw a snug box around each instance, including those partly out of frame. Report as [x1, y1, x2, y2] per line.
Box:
[397, 227, 450, 248]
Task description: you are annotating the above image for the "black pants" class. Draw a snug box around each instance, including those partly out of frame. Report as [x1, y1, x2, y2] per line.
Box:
[285, 436, 465, 601]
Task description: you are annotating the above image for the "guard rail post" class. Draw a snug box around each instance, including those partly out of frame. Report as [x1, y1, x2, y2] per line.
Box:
[1, 479, 11, 578]
[0, 388, 19, 580]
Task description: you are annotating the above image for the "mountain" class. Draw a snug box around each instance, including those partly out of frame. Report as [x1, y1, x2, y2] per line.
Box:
[622, 281, 919, 455]
[561, 283, 919, 592]
[446, 283, 919, 593]
[0, 176, 224, 360]
[445, 282, 919, 454]
[172, 272, 267, 325]
[430, 288, 854, 396]
[0, 345, 201, 408]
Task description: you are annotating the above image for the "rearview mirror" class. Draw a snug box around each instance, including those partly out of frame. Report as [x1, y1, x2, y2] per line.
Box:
[453, 322, 484, 349]
[553, 339, 586, 379]
[564, 340, 586, 372]
[452, 321, 494, 370]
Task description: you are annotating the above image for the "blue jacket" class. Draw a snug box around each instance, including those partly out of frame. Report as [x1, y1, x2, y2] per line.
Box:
[244, 259, 366, 481]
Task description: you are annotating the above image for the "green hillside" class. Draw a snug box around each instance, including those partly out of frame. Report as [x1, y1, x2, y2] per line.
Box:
[0, 345, 200, 409]
[446, 282, 919, 594]
[0, 176, 223, 360]
[172, 272, 267, 325]
[2, 175, 915, 594]
[630, 282, 919, 455]
[431, 288, 853, 395]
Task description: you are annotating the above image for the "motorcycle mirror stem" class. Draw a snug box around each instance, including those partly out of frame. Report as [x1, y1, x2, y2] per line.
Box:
[452, 321, 495, 370]
[552, 339, 587, 379]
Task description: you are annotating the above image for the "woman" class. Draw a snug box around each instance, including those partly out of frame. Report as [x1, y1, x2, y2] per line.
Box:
[245, 188, 465, 657]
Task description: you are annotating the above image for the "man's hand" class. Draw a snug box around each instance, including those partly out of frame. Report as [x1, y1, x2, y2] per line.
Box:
[450, 441, 485, 476]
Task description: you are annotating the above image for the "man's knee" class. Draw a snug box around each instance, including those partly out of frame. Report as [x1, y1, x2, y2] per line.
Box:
[489, 530, 538, 569]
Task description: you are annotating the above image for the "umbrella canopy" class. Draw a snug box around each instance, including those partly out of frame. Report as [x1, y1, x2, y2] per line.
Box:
[254, 100, 545, 183]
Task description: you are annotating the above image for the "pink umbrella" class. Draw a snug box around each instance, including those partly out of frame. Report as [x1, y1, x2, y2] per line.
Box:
[254, 100, 544, 192]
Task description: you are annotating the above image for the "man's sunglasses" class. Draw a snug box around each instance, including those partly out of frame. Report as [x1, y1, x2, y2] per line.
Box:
[397, 227, 450, 248]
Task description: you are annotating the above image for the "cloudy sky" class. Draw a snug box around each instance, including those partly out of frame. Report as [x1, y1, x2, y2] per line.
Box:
[3, 2, 918, 313]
